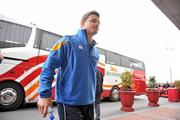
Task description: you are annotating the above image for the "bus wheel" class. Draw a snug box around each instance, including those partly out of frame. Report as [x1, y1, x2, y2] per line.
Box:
[0, 82, 25, 111]
[109, 86, 119, 102]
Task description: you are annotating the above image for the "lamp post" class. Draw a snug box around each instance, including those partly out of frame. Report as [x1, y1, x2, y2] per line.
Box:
[169, 66, 172, 84]
[166, 47, 175, 83]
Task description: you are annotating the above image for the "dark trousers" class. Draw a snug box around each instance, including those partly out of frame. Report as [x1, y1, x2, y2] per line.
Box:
[95, 93, 101, 120]
[57, 103, 94, 120]
[94, 103, 100, 120]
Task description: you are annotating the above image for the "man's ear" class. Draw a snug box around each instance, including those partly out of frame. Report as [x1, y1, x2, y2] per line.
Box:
[80, 22, 84, 28]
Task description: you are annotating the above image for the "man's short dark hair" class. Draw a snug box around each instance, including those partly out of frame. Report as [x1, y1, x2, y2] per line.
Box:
[81, 10, 100, 23]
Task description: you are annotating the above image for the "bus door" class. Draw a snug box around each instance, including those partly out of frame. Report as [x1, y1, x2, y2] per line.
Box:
[34, 28, 62, 99]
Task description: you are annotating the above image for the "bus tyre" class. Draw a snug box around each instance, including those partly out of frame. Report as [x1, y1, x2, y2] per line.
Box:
[109, 86, 119, 102]
[0, 82, 25, 111]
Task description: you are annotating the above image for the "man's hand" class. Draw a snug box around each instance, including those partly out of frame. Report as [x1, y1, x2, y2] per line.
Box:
[0, 54, 3, 60]
[37, 98, 52, 118]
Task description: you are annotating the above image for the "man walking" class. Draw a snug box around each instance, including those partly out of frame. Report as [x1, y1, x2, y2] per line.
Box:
[38, 11, 100, 120]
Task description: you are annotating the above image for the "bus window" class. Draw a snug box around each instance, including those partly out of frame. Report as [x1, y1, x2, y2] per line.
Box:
[97, 47, 106, 64]
[131, 59, 145, 70]
[120, 55, 131, 68]
[97, 47, 105, 55]
[34, 28, 62, 51]
[106, 51, 121, 66]
[0, 20, 32, 48]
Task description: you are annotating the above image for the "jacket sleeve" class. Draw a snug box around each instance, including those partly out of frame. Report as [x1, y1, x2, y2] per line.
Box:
[38, 38, 68, 98]
[100, 72, 104, 93]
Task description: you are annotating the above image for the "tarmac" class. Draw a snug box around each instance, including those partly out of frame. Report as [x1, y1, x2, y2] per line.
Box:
[110, 102, 180, 120]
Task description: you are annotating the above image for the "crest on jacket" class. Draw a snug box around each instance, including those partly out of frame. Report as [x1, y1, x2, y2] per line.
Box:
[78, 44, 84, 50]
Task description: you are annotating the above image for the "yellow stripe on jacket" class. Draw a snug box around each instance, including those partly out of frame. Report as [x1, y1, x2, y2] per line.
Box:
[52, 41, 66, 51]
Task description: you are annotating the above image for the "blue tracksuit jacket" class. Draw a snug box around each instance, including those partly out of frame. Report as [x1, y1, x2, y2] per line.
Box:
[38, 29, 99, 105]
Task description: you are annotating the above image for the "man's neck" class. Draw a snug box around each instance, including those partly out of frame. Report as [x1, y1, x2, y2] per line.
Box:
[87, 34, 93, 45]
[83, 29, 93, 45]
[88, 38, 93, 45]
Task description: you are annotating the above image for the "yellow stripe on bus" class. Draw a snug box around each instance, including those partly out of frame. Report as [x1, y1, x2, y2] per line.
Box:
[98, 62, 105, 67]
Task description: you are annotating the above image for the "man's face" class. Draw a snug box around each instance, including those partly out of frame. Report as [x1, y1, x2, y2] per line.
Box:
[81, 15, 100, 36]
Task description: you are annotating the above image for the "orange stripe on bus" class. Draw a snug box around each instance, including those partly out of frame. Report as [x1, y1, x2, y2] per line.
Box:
[103, 83, 121, 88]
[30, 92, 38, 101]
[26, 79, 56, 100]
[25, 80, 39, 97]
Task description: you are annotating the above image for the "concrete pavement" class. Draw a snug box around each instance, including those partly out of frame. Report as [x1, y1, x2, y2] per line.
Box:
[110, 102, 180, 120]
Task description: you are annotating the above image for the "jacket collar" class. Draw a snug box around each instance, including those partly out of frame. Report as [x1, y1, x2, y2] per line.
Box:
[76, 29, 97, 47]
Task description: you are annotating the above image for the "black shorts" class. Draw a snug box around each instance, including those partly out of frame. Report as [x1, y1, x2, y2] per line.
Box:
[57, 103, 94, 120]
